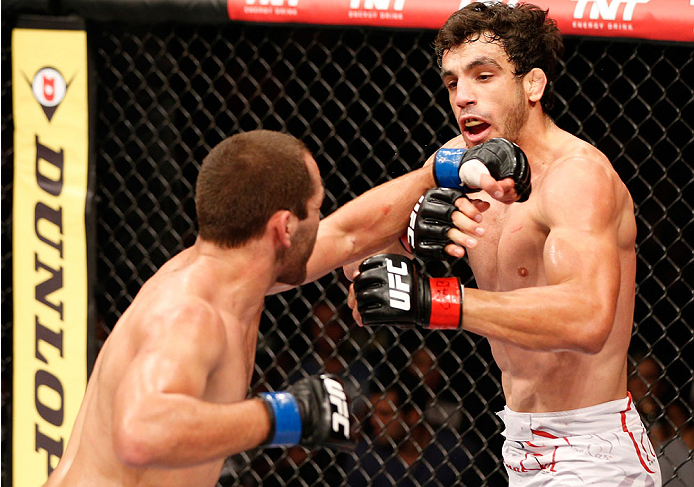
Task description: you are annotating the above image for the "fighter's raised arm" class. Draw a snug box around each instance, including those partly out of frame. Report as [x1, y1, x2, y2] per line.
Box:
[351, 149, 633, 353]
[269, 135, 525, 294]
[460, 153, 633, 352]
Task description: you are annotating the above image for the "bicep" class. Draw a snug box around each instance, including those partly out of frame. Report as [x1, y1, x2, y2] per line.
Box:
[543, 225, 620, 299]
[540, 162, 622, 307]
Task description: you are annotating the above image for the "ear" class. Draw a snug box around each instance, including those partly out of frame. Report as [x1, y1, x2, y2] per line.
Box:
[524, 68, 547, 103]
[267, 210, 296, 249]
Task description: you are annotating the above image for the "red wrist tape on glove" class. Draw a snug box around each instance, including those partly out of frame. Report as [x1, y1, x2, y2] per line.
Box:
[428, 278, 462, 329]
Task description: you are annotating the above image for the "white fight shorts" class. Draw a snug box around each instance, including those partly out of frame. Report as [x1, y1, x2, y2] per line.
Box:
[496, 394, 662, 486]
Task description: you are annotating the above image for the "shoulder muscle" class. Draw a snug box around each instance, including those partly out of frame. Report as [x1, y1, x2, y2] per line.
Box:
[539, 155, 624, 232]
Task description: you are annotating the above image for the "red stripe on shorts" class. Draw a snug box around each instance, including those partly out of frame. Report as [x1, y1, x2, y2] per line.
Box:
[531, 429, 571, 445]
[621, 393, 656, 474]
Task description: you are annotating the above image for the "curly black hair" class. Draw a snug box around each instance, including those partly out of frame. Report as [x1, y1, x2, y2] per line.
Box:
[435, 2, 564, 111]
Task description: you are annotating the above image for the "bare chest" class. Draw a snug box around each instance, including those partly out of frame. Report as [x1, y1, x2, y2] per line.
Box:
[467, 202, 546, 291]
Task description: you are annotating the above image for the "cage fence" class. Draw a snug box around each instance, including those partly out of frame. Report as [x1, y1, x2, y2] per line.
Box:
[2, 17, 693, 487]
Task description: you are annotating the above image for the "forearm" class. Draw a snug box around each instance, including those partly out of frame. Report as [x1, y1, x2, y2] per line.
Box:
[114, 396, 271, 467]
[268, 165, 435, 294]
[307, 165, 435, 282]
[463, 283, 615, 353]
[352, 255, 616, 353]
[342, 240, 406, 282]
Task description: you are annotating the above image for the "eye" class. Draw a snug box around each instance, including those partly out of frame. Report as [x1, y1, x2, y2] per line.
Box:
[478, 74, 492, 81]
[446, 80, 457, 90]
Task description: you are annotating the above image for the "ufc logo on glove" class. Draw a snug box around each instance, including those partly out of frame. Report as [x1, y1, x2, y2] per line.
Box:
[323, 377, 350, 437]
[386, 257, 411, 310]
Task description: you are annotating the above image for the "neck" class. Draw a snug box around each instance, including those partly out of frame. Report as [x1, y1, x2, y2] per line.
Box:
[516, 112, 558, 168]
[189, 237, 278, 317]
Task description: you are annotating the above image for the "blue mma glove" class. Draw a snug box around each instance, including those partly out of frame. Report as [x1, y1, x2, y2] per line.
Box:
[258, 374, 356, 451]
[433, 137, 531, 202]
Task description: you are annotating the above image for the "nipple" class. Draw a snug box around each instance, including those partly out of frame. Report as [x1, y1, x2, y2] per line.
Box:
[517, 267, 529, 277]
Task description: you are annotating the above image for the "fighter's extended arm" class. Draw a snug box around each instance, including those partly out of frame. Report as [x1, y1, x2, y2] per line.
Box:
[306, 165, 436, 282]
[276, 137, 526, 292]
[112, 302, 354, 468]
[112, 303, 268, 467]
[353, 157, 629, 353]
[266, 162, 437, 295]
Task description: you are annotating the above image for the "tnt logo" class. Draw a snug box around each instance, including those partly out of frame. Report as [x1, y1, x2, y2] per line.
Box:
[385, 258, 411, 311]
[406, 196, 424, 250]
[29, 67, 69, 122]
[323, 377, 350, 437]
[571, 0, 649, 21]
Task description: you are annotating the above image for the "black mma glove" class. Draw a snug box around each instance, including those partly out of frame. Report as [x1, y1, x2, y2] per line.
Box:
[354, 254, 463, 329]
[405, 187, 467, 260]
[258, 374, 356, 451]
[433, 137, 532, 202]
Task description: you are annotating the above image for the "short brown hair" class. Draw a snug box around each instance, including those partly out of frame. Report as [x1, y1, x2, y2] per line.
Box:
[195, 130, 314, 248]
[435, 2, 564, 112]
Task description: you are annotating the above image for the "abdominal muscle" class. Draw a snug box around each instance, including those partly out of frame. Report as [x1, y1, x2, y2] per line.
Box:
[490, 339, 628, 413]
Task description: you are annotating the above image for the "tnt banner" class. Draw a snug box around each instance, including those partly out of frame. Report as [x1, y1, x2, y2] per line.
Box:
[227, 0, 694, 43]
[12, 18, 93, 486]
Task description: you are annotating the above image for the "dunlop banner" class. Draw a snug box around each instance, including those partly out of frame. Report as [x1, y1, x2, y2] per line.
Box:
[12, 18, 94, 486]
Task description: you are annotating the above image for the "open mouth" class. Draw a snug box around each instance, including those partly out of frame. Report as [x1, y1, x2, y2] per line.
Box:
[463, 118, 490, 136]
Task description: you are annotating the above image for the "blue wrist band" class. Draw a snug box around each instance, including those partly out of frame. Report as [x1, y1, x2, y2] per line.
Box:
[259, 392, 302, 446]
[434, 148, 467, 188]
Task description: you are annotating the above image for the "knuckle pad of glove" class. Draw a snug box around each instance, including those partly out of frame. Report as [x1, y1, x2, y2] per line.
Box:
[353, 268, 387, 292]
[356, 289, 386, 314]
[468, 138, 532, 202]
[359, 255, 389, 272]
[413, 189, 461, 260]
[420, 221, 450, 239]
[427, 187, 465, 203]
[287, 377, 327, 446]
[507, 142, 531, 201]
[419, 244, 448, 261]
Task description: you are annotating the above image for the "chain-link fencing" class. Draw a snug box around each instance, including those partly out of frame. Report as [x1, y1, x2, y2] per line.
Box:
[2, 17, 693, 487]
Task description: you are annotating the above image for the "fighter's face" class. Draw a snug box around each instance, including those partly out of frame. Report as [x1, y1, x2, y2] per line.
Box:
[276, 154, 324, 286]
[441, 37, 529, 147]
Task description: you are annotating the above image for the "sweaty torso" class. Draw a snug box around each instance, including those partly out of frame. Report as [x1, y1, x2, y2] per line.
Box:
[45, 249, 262, 487]
[466, 133, 636, 413]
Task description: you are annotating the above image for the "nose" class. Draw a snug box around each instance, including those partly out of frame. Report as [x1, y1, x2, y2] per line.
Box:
[454, 79, 475, 108]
